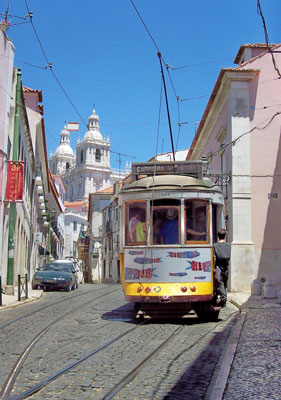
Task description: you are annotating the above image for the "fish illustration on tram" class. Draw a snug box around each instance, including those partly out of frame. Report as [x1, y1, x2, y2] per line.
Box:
[118, 161, 226, 320]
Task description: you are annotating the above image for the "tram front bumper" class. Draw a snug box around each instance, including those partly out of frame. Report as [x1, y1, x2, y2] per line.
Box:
[126, 294, 213, 303]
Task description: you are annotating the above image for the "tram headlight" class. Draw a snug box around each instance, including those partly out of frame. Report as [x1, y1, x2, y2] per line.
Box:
[181, 286, 187, 293]
[137, 286, 143, 293]
[190, 286, 196, 292]
[145, 287, 151, 293]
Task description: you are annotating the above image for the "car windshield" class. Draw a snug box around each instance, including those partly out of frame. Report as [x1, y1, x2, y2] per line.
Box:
[38, 263, 72, 273]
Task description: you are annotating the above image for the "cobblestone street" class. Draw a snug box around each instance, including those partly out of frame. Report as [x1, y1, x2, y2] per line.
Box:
[0, 284, 239, 399]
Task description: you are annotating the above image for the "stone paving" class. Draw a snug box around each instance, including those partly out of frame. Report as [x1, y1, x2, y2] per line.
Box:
[209, 293, 281, 400]
[1, 287, 281, 399]
[221, 295, 281, 400]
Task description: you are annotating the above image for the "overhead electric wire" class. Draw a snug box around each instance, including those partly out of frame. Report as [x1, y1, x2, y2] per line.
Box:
[194, 111, 281, 162]
[24, 0, 88, 128]
[179, 101, 281, 129]
[257, 0, 281, 78]
[0, 11, 29, 20]
[9, 21, 30, 26]
[129, 1, 237, 153]
[166, 57, 234, 70]
[0, 52, 50, 69]
[21, 0, 134, 172]
[0, 82, 13, 98]
[130, 0, 179, 157]
[3, 0, 10, 22]
[129, 0, 160, 53]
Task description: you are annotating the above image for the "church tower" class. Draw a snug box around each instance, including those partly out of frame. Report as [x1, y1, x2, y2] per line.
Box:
[49, 127, 75, 175]
[62, 108, 111, 202]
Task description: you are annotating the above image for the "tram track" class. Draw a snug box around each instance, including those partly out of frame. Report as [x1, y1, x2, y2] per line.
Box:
[5, 309, 238, 400]
[102, 310, 238, 400]
[0, 287, 114, 329]
[7, 319, 149, 400]
[0, 288, 122, 400]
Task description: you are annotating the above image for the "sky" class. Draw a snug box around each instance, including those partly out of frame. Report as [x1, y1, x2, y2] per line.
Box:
[1, 0, 280, 170]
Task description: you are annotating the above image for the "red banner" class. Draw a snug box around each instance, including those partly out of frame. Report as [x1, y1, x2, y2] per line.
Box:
[5, 161, 25, 202]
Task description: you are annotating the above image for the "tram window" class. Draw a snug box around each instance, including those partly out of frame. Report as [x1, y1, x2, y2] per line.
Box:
[125, 201, 147, 245]
[185, 200, 208, 242]
[151, 200, 180, 245]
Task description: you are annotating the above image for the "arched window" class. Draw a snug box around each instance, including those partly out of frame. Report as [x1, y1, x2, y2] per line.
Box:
[66, 162, 70, 170]
[95, 149, 101, 162]
[80, 150, 84, 163]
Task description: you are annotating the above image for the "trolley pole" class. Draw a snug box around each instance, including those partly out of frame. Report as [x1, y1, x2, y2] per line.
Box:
[157, 51, 175, 161]
[7, 69, 22, 290]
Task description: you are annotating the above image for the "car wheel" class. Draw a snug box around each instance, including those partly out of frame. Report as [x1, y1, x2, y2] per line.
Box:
[72, 283, 76, 290]
[32, 283, 38, 290]
[66, 283, 71, 292]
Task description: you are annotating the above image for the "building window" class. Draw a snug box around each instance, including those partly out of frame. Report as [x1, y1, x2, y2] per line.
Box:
[95, 149, 101, 162]
[80, 150, 84, 163]
[73, 241, 77, 257]
[73, 221, 77, 231]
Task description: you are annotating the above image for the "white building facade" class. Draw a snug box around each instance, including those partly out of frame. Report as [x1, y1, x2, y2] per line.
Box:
[49, 108, 128, 274]
[49, 109, 112, 202]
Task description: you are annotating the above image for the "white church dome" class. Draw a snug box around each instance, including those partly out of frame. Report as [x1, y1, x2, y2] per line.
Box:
[55, 128, 74, 156]
[84, 108, 103, 141]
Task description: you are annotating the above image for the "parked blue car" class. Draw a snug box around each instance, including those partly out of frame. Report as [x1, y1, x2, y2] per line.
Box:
[32, 261, 78, 292]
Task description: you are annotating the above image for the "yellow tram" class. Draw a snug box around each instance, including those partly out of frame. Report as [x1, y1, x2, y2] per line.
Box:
[118, 161, 225, 320]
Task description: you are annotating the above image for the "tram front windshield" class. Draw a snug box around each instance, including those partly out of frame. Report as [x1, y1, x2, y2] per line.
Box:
[125, 199, 209, 246]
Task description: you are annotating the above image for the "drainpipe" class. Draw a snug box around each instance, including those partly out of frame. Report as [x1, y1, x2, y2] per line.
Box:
[27, 177, 36, 278]
[6, 68, 21, 290]
[47, 215, 51, 262]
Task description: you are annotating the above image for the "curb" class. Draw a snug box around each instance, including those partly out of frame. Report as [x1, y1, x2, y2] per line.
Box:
[0, 291, 43, 311]
[209, 311, 246, 400]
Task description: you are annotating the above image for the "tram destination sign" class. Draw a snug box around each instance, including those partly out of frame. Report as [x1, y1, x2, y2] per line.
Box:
[131, 161, 204, 180]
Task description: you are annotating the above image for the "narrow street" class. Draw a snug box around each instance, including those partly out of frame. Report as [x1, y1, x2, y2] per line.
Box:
[0, 284, 239, 399]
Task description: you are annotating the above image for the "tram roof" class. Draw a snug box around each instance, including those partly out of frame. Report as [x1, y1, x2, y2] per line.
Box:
[122, 174, 222, 192]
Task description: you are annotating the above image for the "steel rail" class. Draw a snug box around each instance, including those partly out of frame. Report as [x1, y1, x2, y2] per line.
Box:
[102, 310, 239, 399]
[9, 319, 149, 400]
[0, 289, 119, 400]
[102, 325, 184, 400]
[10, 311, 238, 400]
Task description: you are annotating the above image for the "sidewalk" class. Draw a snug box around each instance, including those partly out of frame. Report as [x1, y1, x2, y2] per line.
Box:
[0, 284, 43, 308]
[211, 291, 281, 400]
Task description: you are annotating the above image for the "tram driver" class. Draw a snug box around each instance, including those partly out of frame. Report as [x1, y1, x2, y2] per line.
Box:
[159, 208, 179, 245]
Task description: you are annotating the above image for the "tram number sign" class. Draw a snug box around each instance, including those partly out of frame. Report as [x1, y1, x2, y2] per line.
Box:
[131, 161, 204, 180]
